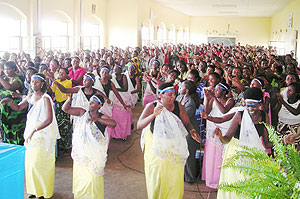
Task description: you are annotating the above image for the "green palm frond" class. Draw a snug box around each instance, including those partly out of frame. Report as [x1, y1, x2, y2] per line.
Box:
[218, 122, 300, 199]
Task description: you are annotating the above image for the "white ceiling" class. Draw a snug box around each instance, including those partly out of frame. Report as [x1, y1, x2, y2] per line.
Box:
[154, 0, 292, 17]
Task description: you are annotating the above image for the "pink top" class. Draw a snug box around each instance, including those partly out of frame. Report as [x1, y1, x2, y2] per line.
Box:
[68, 66, 86, 86]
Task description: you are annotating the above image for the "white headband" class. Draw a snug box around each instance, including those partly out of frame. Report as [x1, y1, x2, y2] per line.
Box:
[158, 86, 174, 94]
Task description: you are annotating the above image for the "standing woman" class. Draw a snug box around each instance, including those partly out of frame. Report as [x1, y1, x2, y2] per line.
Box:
[187, 69, 206, 142]
[137, 82, 201, 199]
[68, 56, 86, 86]
[250, 78, 271, 119]
[250, 77, 272, 154]
[176, 80, 201, 183]
[94, 66, 128, 118]
[1, 73, 60, 199]
[0, 61, 27, 145]
[142, 60, 161, 107]
[280, 73, 299, 100]
[177, 60, 189, 81]
[62, 94, 116, 199]
[202, 81, 234, 189]
[108, 65, 132, 140]
[125, 64, 141, 107]
[49, 68, 73, 154]
[216, 87, 273, 199]
[274, 82, 300, 152]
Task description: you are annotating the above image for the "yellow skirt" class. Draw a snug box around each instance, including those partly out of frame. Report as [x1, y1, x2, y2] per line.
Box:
[25, 130, 55, 198]
[73, 162, 104, 199]
[217, 138, 246, 199]
[144, 128, 184, 199]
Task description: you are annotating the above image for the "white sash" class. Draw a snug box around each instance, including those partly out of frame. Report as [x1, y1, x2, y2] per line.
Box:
[141, 101, 189, 165]
[125, 71, 138, 106]
[239, 109, 265, 150]
[71, 111, 108, 176]
[94, 76, 113, 117]
[71, 87, 89, 127]
[24, 94, 60, 153]
[110, 73, 132, 108]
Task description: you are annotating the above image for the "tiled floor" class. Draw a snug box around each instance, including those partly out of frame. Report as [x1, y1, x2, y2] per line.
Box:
[25, 102, 217, 199]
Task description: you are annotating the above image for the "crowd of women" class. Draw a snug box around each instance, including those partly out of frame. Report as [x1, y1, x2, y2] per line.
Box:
[0, 42, 299, 199]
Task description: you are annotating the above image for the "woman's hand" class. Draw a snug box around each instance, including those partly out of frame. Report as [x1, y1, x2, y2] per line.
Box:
[11, 91, 23, 99]
[153, 104, 164, 117]
[276, 93, 283, 103]
[213, 127, 222, 138]
[285, 133, 299, 145]
[25, 129, 38, 144]
[88, 116, 98, 123]
[190, 129, 201, 143]
[0, 97, 12, 105]
[123, 104, 131, 111]
[200, 111, 208, 119]
[144, 72, 152, 82]
[231, 77, 240, 87]
[43, 70, 55, 82]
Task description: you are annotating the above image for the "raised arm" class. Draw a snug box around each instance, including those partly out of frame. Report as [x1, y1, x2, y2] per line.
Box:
[214, 111, 241, 144]
[0, 76, 21, 91]
[92, 114, 117, 128]
[214, 97, 235, 114]
[62, 96, 85, 116]
[45, 70, 80, 94]
[1, 96, 29, 111]
[201, 111, 235, 124]
[137, 102, 162, 130]
[53, 81, 80, 93]
[72, 75, 84, 86]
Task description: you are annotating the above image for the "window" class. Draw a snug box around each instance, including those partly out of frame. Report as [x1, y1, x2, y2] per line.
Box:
[177, 28, 184, 44]
[0, 18, 21, 53]
[269, 41, 285, 55]
[168, 27, 175, 44]
[82, 23, 100, 50]
[141, 26, 150, 46]
[41, 20, 69, 52]
[184, 28, 189, 44]
[157, 28, 163, 46]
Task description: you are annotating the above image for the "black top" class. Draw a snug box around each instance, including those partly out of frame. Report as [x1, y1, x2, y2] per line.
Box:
[116, 74, 124, 89]
[95, 112, 106, 136]
[130, 76, 137, 88]
[82, 87, 97, 101]
[234, 110, 266, 139]
[151, 71, 158, 78]
[150, 101, 180, 133]
[102, 79, 112, 97]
